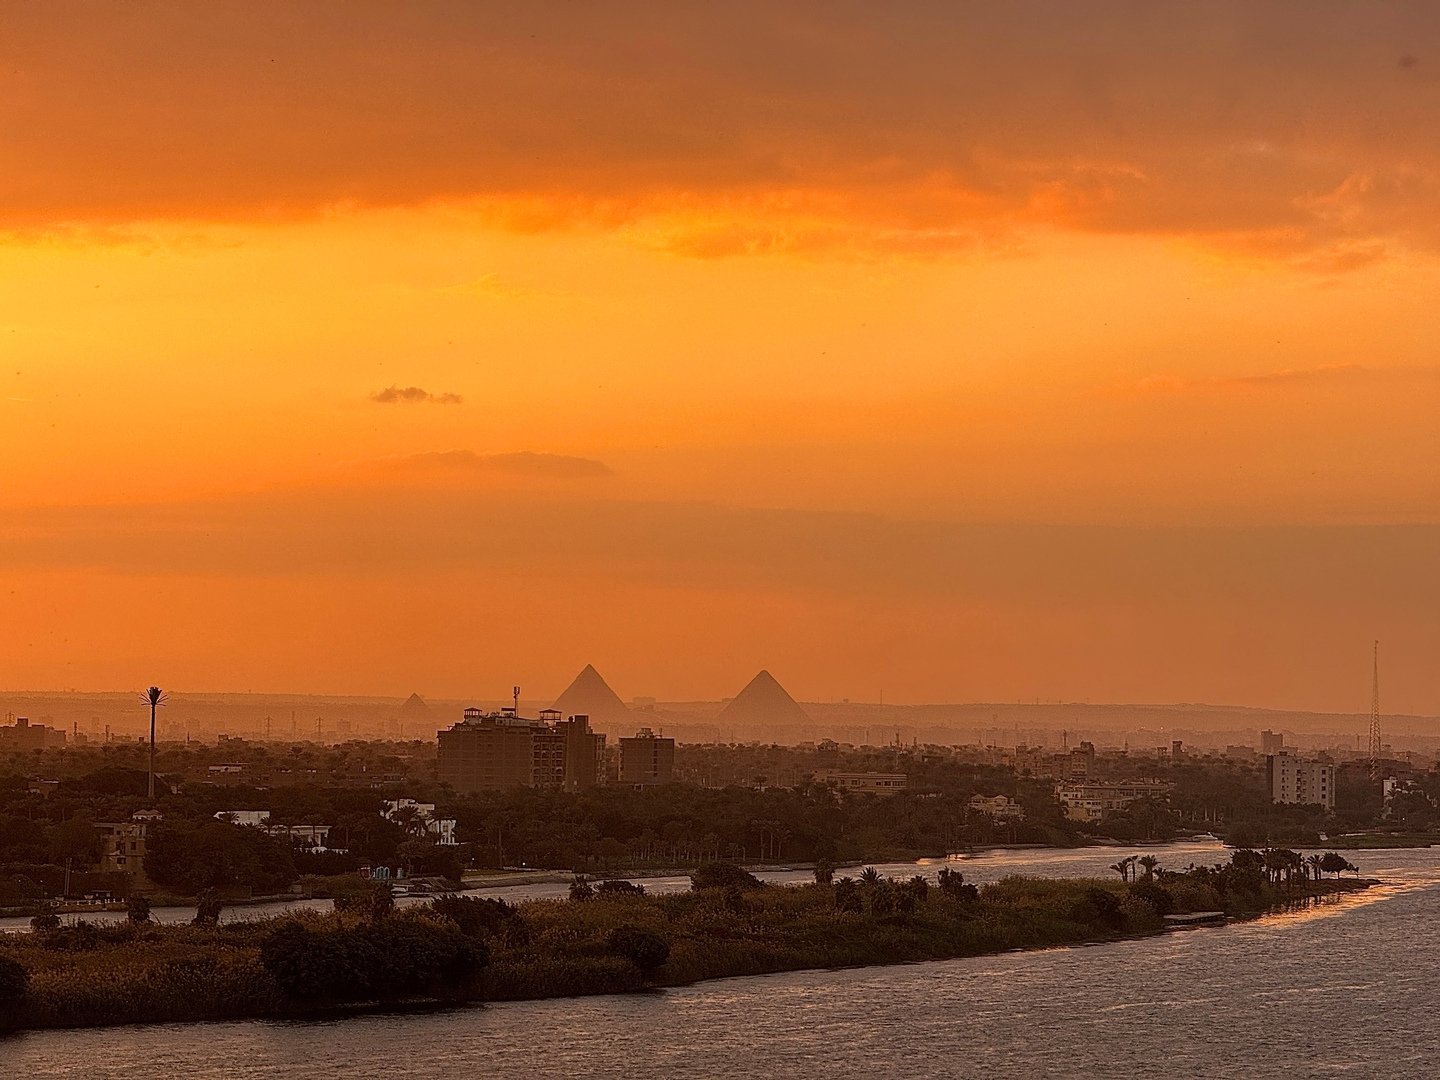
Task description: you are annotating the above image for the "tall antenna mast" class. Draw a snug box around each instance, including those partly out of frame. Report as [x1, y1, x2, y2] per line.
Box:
[1369, 640, 1381, 780]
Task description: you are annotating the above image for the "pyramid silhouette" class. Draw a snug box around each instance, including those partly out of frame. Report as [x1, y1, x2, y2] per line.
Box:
[552, 665, 631, 726]
[716, 670, 809, 726]
[399, 693, 429, 715]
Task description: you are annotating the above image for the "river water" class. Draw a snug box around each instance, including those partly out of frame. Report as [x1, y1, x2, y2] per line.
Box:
[8, 843, 1440, 1078]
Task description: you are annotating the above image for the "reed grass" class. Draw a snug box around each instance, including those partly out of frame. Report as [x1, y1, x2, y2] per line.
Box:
[0, 873, 1369, 1031]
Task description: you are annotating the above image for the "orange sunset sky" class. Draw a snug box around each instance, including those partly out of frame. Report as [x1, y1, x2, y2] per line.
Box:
[1, 4, 1437, 715]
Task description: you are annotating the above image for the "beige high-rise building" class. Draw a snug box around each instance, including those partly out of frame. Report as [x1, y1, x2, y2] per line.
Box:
[1267, 750, 1334, 809]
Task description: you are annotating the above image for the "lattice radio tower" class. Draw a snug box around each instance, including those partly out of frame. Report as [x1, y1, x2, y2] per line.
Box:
[1368, 640, 1381, 780]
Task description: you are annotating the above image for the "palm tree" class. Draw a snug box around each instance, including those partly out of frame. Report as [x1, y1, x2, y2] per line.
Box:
[141, 686, 166, 801]
[858, 866, 882, 888]
[1137, 855, 1159, 881]
[1110, 861, 1131, 883]
[1306, 854, 1323, 882]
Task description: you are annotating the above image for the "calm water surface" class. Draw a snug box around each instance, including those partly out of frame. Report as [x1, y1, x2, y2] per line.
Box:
[8, 844, 1439, 1079]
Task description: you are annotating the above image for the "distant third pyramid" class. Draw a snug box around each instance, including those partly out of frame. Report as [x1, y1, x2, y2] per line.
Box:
[716, 670, 809, 726]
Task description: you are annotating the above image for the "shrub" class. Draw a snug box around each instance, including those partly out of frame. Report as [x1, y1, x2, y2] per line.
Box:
[0, 954, 29, 1009]
[936, 867, 972, 901]
[1127, 880, 1175, 917]
[595, 879, 645, 898]
[192, 888, 225, 927]
[42, 920, 100, 951]
[608, 925, 670, 973]
[429, 894, 523, 940]
[1120, 893, 1164, 932]
[812, 860, 834, 885]
[333, 881, 393, 921]
[833, 877, 862, 912]
[690, 863, 762, 891]
[1074, 887, 1126, 931]
[259, 917, 489, 1004]
[30, 905, 60, 932]
[127, 895, 151, 923]
[569, 876, 594, 901]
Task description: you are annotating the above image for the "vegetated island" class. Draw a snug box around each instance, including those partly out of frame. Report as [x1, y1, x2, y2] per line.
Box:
[0, 849, 1371, 1033]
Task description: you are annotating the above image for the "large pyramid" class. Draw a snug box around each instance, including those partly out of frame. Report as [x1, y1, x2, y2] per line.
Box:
[399, 692, 429, 716]
[551, 665, 632, 728]
[716, 670, 810, 727]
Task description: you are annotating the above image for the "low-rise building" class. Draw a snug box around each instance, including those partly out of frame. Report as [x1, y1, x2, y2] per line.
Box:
[1063, 742, 1096, 779]
[1266, 751, 1334, 809]
[969, 794, 1025, 819]
[619, 728, 676, 785]
[96, 810, 161, 890]
[0, 716, 66, 749]
[1055, 779, 1174, 822]
[816, 770, 908, 795]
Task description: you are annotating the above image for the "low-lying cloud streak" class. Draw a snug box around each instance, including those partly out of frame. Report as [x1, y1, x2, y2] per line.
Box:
[370, 386, 463, 405]
[387, 449, 612, 478]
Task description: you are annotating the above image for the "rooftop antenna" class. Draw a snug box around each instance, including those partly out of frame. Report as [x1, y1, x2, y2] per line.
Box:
[1369, 640, 1381, 780]
[141, 686, 166, 800]
[513, 685, 521, 714]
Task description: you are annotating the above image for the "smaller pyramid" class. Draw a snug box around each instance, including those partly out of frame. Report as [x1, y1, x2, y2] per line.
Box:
[399, 693, 429, 715]
[552, 665, 631, 727]
[716, 671, 809, 726]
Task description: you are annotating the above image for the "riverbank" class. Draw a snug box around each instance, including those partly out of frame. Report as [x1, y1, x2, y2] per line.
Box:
[1323, 832, 1434, 849]
[0, 860, 1372, 1032]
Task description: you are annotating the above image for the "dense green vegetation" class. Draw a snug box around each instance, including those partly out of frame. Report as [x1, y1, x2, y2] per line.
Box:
[0, 852, 1370, 1032]
[1, 738, 1431, 908]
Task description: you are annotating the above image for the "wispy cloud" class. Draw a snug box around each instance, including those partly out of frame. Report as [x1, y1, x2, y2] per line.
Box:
[370, 386, 463, 405]
[394, 449, 612, 478]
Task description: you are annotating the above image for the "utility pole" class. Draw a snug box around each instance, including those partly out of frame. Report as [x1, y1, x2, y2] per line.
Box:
[142, 686, 166, 801]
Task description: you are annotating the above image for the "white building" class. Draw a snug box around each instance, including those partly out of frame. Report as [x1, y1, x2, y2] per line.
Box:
[382, 798, 458, 845]
[968, 794, 1025, 819]
[264, 823, 339, 850]
[1266, 751, 1335, 809]
[815, 771, 908, 795]
[215, 810, 271, 826]
[1055, 780, 1174, 822]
